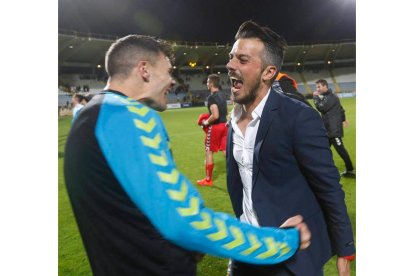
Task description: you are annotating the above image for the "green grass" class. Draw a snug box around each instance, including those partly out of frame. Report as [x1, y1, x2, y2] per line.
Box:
[59, 97, 356, 275]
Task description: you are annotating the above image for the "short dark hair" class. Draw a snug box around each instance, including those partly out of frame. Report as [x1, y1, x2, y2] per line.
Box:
[316, 79, 328, 87]
[235, 20, 287, 73]
[105, 35, 174, 78]
[84, 93, 95, 103]
[207, 74, 221, 89]
[73, 93, 84, 103]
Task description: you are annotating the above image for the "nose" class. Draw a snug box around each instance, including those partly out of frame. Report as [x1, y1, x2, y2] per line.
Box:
[226, 59, 235, 73]
[171, 78, 176, 85]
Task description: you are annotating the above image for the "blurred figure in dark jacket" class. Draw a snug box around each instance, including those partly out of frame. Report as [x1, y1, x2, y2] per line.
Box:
[313, 79, 355, 177]
[272, 72, 311, 106]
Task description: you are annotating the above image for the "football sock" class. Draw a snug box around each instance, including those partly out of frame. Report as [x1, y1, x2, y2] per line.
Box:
[206, 163, 214, 182]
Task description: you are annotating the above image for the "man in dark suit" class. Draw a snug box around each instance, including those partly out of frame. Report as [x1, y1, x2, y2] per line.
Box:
[226, 21, 355, 276]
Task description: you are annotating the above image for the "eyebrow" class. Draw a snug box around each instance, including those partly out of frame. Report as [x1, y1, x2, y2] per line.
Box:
[229, 53, 250, 59]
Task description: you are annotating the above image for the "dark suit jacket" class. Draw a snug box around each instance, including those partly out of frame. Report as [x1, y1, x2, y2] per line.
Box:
[226, 90, 355, 275]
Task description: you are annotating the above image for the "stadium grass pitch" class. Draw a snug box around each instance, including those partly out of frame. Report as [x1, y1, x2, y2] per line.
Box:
[59, 97, 356, 275]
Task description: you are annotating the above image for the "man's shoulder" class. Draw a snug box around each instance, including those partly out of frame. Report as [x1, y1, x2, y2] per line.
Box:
[326, 90, 337, 97]
[210, 91, 221, 98]
[96, 93, 159, 122]
[274, 90, 312, 111]
[217, 91, 227, 103]
[270, 91, 320, 126]
[217, 90, 226, 96]
[208, 92, 224, 103]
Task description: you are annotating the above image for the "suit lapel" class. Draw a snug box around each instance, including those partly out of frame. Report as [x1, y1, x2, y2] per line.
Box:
[226, 119, 239, 182]
[227, 122, 234, 161]
[252, 90, 280, 187]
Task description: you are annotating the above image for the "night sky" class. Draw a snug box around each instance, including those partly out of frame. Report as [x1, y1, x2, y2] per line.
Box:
[59, 0, 355, 44]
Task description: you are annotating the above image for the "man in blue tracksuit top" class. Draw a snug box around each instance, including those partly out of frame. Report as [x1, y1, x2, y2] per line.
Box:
[64, 35, 311, 276]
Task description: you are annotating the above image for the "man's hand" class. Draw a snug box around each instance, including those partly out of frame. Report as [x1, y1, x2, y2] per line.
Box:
[337, 257, 351, 276]
[197, 113, 210, 126]
[313, 91, 319, 96]
[343, 120, 349, 128]
[280, 215, 311, 250]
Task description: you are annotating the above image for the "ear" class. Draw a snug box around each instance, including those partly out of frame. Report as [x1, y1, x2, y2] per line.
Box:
[137, 60, 150, 82]
[262, 66, 277, 82]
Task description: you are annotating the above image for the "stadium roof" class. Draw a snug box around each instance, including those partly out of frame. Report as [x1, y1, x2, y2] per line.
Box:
[59, 31, 355, 71]
[59, 0, 355, 44]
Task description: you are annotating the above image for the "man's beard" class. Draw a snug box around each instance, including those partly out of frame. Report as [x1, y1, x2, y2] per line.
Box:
[234, 76, 261, 105]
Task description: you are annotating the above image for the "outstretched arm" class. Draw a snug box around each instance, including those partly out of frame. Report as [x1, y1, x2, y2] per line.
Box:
[95, 94, 308, 265]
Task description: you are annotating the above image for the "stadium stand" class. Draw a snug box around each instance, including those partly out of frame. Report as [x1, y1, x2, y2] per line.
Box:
[59, 74, 106, 94]
[58, 31, 355, 112]
[58, 90, 72, 107]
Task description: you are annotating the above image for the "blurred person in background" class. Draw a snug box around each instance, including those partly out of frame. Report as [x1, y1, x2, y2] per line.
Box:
[71, 93, 84, 123]
[82, 92, 95, 105]
[272, 72, 310, 106]
[313, 79, 355, 177]
[197, 74, 228, 186]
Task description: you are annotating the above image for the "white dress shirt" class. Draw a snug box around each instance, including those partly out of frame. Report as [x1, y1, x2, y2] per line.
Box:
[72, 103, 84, 118]
[230, 89, 270, 227]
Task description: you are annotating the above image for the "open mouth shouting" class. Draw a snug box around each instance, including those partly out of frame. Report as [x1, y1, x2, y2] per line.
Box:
[230, 75, 244, 94]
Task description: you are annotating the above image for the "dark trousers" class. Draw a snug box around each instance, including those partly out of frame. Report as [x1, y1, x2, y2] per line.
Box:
[229, 260, 323, 276]
[329, 137, 354, 171]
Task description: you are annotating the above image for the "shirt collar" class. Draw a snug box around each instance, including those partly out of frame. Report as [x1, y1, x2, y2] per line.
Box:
[230, 104, 242, 121]
[252, 88, 270, 120]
